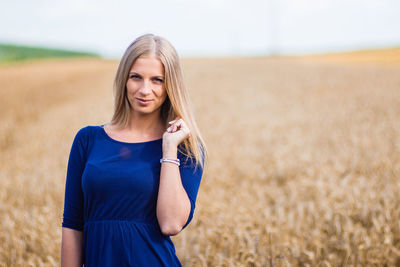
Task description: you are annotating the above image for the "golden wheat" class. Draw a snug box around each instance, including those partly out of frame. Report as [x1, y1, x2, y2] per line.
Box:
[0, 53, 399, 266]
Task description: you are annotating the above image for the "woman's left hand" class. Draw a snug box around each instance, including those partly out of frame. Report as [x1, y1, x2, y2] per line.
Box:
[162, 117, 190, 149]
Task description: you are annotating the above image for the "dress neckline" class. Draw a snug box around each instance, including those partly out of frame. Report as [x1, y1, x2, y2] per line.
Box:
[98, 125, 163, 145]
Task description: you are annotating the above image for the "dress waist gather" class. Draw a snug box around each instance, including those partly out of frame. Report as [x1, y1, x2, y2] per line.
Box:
[84, 218, 159, 228]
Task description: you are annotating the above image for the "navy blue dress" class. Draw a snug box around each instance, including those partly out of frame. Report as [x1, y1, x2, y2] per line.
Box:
[62, 125, 204, 266]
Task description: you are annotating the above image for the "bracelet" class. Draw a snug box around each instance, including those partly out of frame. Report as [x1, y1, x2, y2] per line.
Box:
[160, 158, 180, 166]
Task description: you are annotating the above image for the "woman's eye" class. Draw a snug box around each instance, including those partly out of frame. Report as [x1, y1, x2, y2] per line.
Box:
[130, 75, 141, 79]
[154, 78, 164, 83]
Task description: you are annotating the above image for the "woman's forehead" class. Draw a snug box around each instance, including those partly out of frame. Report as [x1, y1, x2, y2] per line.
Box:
[130, 56, 164, 75]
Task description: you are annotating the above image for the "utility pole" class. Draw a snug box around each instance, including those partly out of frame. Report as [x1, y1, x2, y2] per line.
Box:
[267, 0, 279, 56]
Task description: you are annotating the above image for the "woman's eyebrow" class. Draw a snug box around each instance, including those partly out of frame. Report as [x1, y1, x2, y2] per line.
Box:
[128, 72, 164, 78]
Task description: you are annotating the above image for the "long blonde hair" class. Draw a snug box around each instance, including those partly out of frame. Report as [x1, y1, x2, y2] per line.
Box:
[110, 34, 207, 171]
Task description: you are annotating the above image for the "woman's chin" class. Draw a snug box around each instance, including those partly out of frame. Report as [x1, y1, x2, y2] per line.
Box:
[130, 106, 161, 116]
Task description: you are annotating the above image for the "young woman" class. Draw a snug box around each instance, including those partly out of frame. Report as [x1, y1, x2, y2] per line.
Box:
[61, 34, 207, 266]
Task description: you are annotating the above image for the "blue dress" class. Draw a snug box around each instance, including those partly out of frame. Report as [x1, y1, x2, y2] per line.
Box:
[62, 125, 204, 266]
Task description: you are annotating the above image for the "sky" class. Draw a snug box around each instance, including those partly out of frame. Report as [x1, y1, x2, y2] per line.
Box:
[0, 0, 399, 58]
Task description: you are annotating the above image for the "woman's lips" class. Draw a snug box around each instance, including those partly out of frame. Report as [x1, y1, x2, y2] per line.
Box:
[136, 98, 153, 105]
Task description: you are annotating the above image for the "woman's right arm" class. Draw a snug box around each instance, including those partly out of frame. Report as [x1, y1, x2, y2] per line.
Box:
[61, 228, 83, 267]
[61, 127, 88, 266]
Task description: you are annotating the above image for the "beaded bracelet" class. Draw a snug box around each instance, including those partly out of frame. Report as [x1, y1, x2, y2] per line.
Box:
[160, 158, 180, 166]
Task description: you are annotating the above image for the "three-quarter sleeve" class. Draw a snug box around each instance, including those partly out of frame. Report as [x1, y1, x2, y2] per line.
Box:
[62, 127, 88, 231]
[179, 147, 205, 229]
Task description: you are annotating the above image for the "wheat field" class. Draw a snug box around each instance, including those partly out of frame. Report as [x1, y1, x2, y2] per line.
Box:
[0, 51, 399, 266]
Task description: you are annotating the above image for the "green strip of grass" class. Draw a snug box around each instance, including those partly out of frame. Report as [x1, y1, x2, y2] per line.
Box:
[0, 43, 100, 63]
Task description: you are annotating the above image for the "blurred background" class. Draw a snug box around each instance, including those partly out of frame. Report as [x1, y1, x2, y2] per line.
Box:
[0, 0, 399, 266]
[1, 0, 400, 58]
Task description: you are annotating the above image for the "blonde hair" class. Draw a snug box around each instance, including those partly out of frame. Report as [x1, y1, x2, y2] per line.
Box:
[110, 33, 207, 171]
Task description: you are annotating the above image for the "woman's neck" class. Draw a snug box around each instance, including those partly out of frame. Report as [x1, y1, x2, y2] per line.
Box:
[127, 111, 165, 137]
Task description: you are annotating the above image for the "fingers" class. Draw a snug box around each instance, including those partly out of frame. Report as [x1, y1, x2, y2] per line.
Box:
[168, 117, 181, 125]
[167, 117, 188, 133]
[168, 120, 181, 132]
[167, 117, 178, 132]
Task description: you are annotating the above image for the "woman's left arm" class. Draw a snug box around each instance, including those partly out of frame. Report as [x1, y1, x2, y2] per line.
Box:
[156, 117, 196, 236]
[157, 144, 191, 236]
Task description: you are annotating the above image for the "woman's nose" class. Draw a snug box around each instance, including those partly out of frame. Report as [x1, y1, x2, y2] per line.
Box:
[139, 80, 152, 94]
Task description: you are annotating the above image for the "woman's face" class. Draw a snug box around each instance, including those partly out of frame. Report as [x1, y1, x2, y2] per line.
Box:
[126, 56, 167, 117]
